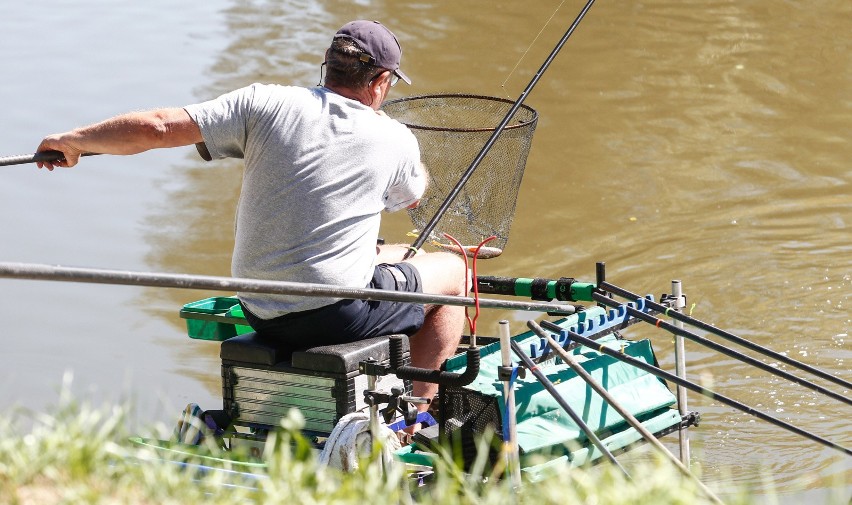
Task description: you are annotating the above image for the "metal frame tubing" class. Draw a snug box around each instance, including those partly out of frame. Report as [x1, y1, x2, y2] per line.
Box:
[0, 262, 578, 316]
[670, 280, 691, 466]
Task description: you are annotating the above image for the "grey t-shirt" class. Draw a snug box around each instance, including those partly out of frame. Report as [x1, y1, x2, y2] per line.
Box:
[184, 84, 424, 318]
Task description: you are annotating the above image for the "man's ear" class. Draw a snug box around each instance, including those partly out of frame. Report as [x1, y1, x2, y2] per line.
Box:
[369, 71, 387, 109]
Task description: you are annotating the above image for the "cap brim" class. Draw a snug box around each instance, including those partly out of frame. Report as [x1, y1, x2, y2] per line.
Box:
[394, 69, 412, 85]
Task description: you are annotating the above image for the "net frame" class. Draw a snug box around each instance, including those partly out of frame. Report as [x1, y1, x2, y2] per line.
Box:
[381, 94, 538, 253]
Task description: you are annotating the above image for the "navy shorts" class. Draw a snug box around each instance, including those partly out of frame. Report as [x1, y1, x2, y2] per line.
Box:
[242, 263, 426, 347]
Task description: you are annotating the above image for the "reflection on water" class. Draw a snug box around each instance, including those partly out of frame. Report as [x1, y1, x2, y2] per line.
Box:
[2, 0, 848, 499]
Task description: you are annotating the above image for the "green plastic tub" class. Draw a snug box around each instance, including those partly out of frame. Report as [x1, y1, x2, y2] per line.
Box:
[180, 296, 253, 341]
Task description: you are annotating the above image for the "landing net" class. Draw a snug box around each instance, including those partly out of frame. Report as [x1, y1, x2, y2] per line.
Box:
[381, 94, 538, 253]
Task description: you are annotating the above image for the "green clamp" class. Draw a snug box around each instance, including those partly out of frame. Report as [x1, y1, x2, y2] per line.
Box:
[567, 281, 596, 302]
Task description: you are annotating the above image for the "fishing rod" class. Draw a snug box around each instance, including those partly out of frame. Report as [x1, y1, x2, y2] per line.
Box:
[527, 320, 724, 505]
[590, 291, 852, 408]
[0, 150, 98, 167]
[508, 338, 630, 477]
[404, 0, 597, 259]
[481, 274, 852, 392]
[600, 280, 852, 391]
[476, 275, 596, 302]
[538, 320, 852, 457]
[0, 261, 579, 315]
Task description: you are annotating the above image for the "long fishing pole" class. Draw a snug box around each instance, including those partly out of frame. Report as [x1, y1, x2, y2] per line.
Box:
[600, 281, 852, 391]
[0, 151, 98, 167]
[404, 0, 597, 259]
[0, 261, 578, 315]
[538, 320, 852, 457]
[527, 320, 725, 505]
[477, 273, 851, 394]
[590, 292, 852, 407]
[509, 338, 630, 476]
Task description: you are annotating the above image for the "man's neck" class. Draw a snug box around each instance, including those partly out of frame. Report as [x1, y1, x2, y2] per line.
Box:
[324, 83, 369, 106]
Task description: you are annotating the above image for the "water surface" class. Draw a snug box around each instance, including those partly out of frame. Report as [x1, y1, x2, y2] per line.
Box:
[0, 0, 848, 500]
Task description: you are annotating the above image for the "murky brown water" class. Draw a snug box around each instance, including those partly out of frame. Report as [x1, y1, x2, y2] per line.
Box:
[0, 0, 849, 500]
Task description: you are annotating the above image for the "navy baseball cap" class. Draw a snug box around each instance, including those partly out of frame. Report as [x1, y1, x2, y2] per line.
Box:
[334, 20, 411, 85]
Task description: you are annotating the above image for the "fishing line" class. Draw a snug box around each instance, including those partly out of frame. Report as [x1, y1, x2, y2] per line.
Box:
[500, 0, 568, 95]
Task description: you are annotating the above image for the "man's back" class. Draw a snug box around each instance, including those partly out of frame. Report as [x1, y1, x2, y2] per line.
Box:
[186, 84, 423, 318]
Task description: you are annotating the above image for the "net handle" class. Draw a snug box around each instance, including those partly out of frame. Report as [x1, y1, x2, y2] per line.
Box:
[405, 0, 597, 259]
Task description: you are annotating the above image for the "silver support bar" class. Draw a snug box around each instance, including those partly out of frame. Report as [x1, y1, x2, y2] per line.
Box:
[366, 373, 386, 472]
[0, 262, 578, 315]
[671, 279, 691, 466]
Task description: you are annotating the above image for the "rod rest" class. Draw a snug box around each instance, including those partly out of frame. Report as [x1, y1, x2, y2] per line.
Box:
[388, 335, 480, 388]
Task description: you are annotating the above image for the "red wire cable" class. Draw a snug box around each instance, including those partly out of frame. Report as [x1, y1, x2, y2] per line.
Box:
[443, 233, 497, 337]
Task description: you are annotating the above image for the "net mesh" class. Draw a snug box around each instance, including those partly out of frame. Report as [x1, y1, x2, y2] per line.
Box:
[381, 94, 538, 252]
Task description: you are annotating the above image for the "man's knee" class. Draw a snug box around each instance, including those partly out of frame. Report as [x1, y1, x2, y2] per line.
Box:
[404, 251, 467, 296]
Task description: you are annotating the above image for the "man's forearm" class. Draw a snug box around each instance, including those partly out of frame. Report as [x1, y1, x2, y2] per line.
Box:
[62, 108, 202, 155]
[36, 107, 203, 169]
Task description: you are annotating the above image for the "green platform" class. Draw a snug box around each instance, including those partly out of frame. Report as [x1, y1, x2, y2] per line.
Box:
[401, 307, 680, 472]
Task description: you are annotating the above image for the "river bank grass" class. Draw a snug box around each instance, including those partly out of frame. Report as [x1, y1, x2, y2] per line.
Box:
[0, 395, 846, 505]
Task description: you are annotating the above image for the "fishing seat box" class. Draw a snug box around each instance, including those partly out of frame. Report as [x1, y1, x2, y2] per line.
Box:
[219, 332, 409, 435]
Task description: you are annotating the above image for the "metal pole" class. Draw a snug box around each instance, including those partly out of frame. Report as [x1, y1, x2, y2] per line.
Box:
[591, 291, 852, 407]
[0, 151, 98, 167]
[529, 321, 723, 505]
[0, 261, 578, 315]
[509, 339, 631, 477]
[671, 280, 691, 466]
[366, 372, 385, 472]
[600, 281, 852, 391]
[550, 325, 852, 456]
[498, 320, 522, 487]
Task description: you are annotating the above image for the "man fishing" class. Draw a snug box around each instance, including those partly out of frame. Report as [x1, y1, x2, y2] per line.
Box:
[34, 20, 466, 415]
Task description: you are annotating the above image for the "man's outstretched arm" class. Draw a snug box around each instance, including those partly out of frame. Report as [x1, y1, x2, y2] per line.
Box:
[36, 107, 202, 170]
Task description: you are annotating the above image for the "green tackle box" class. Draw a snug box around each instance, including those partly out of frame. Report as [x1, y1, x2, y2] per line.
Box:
[180, 296, 253, 341]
